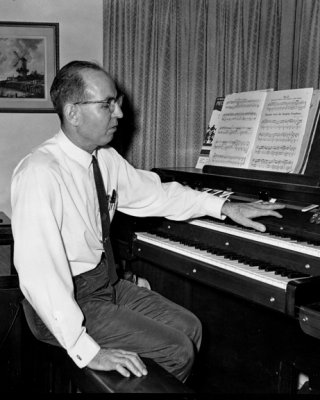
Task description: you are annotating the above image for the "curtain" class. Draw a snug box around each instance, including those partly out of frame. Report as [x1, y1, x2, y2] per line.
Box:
[293, 0, 320, 88]
[205, 0, 296, 123]
[103, 0, 208, 169]
[103, 0, 320, 171]
[210, 0, 281, 94]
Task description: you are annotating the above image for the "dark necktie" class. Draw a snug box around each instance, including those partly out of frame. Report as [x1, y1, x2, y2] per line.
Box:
[92, 155, 118, 285]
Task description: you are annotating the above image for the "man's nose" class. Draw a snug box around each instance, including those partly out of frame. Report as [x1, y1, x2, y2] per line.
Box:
[111, 102, 123, 119]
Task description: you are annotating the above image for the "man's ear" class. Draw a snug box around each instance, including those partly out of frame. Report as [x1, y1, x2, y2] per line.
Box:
[64, 103, 80, 126]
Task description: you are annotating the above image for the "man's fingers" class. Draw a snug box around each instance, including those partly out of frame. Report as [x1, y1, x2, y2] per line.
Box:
[251, 203, 285, 211]
[114, 351, 147, 377]
[123, 357, 146, 377]
[120, 350, 146, 367]
[88, 348, 148, 378]
[245, 204, 284, 219]
[221, 201, 285, 233]
[115, 363, 131, 378]
[245, 220, 266, 232]
[235, 210, 282, 231]
[234, 215, 266, 232]
[114, 355, 148, 378]
[256, 210, 283, 219]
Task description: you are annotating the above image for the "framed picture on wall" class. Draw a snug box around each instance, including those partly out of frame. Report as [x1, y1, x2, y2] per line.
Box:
[0, 22, 59, 112]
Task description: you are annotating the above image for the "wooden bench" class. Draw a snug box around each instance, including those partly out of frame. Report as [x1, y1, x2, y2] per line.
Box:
[32, 338, 194, 394]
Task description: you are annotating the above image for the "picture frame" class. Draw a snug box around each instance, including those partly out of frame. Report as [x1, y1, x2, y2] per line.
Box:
[0, 22, 59, 113]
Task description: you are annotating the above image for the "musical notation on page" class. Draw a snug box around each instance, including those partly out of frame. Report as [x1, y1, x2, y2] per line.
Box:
[207, 88, 318, 173]
[250, 89, 313, 172]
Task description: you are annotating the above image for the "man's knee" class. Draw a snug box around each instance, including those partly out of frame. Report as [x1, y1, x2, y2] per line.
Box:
[181, 310, 202, 351]
[190, 313, 202, 351]
[168, 312, 202, 380]
[180, 335, 196, 370]
[168, 333, 196, 381]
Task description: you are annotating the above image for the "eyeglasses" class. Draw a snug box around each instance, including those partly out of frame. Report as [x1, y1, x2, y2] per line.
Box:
[73, 94, 123, 113]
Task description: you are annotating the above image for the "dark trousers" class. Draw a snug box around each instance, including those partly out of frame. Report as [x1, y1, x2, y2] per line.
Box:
[22, 257, 202, 381]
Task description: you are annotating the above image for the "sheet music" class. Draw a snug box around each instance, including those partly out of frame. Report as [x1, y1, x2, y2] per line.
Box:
[208, 91, 267, 168]
[296, 89, 320, 173]
[249, 88, 313, 172]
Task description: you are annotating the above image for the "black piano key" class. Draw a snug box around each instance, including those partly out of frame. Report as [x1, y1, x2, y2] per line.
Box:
[220, 253, 232, 259]
[215, 249, 228, 256]
[287, 271, 309, 279]
[247, 259, 261, 266]
[257, 262, 270, 270]
[228, 254, 239, 260]
[196, 244, 210, 250]
[264, 265, 279, 272]
[273, 268, 287, 275]
[206, 247, 218, 254]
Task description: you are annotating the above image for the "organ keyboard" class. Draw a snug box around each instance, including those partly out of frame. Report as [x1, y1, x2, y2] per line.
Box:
[188, 217, 320, 258]
[135, 231, 296, 290]
[132, 216, 320, 316]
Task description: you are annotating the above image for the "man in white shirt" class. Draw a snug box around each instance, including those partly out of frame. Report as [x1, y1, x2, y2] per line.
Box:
[11, 61, 284, 382]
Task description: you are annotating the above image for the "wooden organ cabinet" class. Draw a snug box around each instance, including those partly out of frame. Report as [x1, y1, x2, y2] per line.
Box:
[112, 133, 320, 394]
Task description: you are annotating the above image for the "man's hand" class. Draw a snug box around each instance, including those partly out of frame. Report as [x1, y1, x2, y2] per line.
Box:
[87, 348, 148, 378]
[221, 201, 285, 232]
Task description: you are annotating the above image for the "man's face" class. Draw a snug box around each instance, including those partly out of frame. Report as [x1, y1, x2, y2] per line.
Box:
[74, 69, 123, 153]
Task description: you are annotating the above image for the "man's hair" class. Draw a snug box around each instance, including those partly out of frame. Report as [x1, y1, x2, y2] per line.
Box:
[50, 60, 108, 122]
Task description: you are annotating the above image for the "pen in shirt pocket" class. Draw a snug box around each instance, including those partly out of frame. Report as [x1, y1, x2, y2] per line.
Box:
[110, 189, 117, 211]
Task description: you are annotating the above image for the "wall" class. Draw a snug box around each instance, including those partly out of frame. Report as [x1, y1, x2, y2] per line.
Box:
[0, 0, 103, 217]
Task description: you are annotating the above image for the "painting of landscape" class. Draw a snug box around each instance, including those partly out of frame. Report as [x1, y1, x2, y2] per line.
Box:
[0, 22, 58, 112]
[0, 37, 45, 99]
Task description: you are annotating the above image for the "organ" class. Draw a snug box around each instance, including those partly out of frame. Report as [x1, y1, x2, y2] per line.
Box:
[112, 160, 320, 394]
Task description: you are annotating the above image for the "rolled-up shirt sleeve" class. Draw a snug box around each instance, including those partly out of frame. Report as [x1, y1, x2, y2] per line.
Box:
[11, 161, 100, 368]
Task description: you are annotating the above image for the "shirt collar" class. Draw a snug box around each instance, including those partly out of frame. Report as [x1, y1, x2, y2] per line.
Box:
[56, 129, 93, 169]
